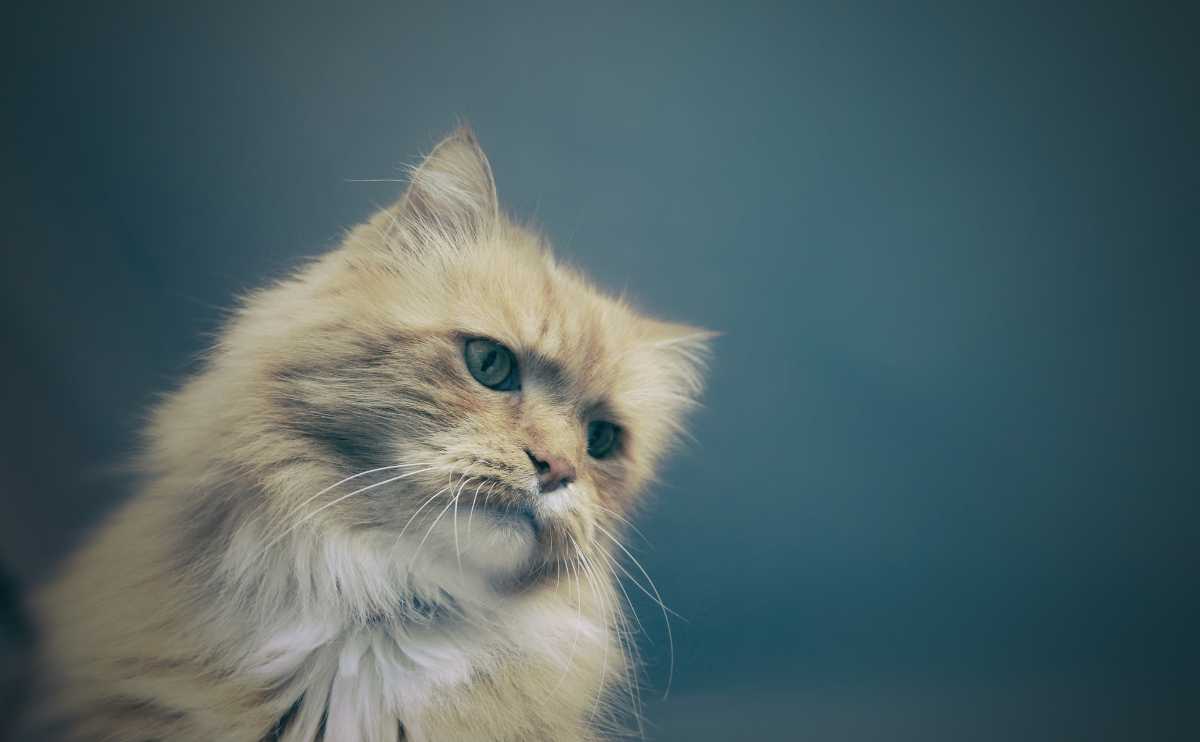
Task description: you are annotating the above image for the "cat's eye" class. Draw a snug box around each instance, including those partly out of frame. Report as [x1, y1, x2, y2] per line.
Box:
[464, 338, 520, 391]
[587, 420, 619, 459]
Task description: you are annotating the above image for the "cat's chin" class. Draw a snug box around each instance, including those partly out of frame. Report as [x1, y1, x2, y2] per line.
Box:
[419, 499, 587, 591]
[425, 505, 539, 581]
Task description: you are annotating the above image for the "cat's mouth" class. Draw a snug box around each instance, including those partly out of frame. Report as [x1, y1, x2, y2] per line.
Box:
[474, 495, 539, 532]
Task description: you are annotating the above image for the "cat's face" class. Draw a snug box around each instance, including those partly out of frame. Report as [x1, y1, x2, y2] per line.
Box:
[249, 130, 708, 587]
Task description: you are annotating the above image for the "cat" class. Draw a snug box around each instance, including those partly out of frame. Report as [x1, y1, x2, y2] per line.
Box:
[27, 127, 710, 741]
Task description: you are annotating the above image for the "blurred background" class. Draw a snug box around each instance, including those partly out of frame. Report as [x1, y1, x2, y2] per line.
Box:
[2, 2, 1197, 740]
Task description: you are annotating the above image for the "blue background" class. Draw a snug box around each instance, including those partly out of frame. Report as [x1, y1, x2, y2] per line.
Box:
[2, 2, 1197, 739]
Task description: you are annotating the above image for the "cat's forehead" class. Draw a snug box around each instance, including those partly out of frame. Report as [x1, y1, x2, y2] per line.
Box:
[444, 243, 642, 396]
[468, 262, 628, 379]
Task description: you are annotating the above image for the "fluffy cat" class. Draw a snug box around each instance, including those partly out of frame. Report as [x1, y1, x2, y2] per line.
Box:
[28, 128, 710, 741]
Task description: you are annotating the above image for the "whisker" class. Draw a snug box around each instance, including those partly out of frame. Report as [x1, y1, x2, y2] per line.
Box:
[607, 555, 648, 637]
[589, 544, 680, 621]
[274, 462, 434, 530]
[409, 476, 475, 571]
[595, 548, 685, 620]
[592, 549, 646, 739]
[594, 523, 677, 699]
[554, 555, 585, 688]
[452, 480, 465, 577]
[481, 480, 498, 509]
[259, 466, 437, 558]
[593, 503, 652, 547]
[393, 481, 454, 548]
[568, 534, 611, 724]
[465, 479, 487, 542]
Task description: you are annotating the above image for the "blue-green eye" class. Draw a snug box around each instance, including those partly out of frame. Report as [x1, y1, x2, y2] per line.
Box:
[464, 338, 520, 391]
[587, 420, 619, 459]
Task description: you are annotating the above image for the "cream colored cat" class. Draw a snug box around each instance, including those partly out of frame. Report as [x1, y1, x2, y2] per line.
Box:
[29, 128, 709, 741]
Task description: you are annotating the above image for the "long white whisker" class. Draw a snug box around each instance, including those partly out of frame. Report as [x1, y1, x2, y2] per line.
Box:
[555, 555, 585, 688]
[260, 467, 437, 558]
[409, 477, 474, 571]
[452, 480, 464, 577]
[481, 480, 498, 508]
[393, 470, 456, 548]
[569, 534, 611, 724]
[278, 462, 433, 526]
[595, 523, 676, 699]
[594, 503, 652, 547]
[591, 547, 645, 739]
[607, 554, 648, 637]
[465, 479, 487, 542]
[593, 544, 683, 619]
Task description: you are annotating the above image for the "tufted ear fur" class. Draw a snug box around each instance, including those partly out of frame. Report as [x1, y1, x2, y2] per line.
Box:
[622, 320, 716, 453]
[644, 321, 714, 402]
[394, 126, 499, 241]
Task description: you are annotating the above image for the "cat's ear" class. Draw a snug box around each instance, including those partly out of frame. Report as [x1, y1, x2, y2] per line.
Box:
[623, 320, 715, 458]
[643, 320, 717, 405]
[395, 126, 499, 239]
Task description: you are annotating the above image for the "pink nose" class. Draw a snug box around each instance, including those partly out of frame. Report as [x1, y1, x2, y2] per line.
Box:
[526, 448, 576, 493]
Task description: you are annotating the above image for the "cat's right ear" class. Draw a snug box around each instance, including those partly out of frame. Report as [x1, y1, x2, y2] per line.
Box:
[390, 126, 500, 245]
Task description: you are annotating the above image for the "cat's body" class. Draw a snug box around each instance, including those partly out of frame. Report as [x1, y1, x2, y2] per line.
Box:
[29, 129, 708, 741]
[35, 487, 615, 741]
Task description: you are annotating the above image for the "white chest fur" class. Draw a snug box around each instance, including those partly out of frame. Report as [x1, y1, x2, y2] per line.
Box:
[260, 598, 605, 742]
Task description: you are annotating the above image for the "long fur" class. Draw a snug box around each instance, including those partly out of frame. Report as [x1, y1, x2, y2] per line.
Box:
[29, 128, 710, 741]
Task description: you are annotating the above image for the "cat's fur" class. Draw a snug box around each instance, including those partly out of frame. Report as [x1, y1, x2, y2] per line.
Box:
[28, 128, 709, 741]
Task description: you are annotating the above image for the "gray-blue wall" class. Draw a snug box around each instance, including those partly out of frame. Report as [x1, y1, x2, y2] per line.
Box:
[2, 2, 1197, 739]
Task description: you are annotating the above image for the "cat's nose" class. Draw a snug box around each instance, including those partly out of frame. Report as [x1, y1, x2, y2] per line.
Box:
[525, 448, 576, 493]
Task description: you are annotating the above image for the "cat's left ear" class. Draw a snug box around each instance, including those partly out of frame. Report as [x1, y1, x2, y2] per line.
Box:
[642, 320, 717, 404]
[394, 126, 499, 239]
[623, 320, 715, 458]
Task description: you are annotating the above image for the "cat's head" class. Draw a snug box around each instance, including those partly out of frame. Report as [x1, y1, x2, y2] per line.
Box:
[187, 128, 709, 592]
